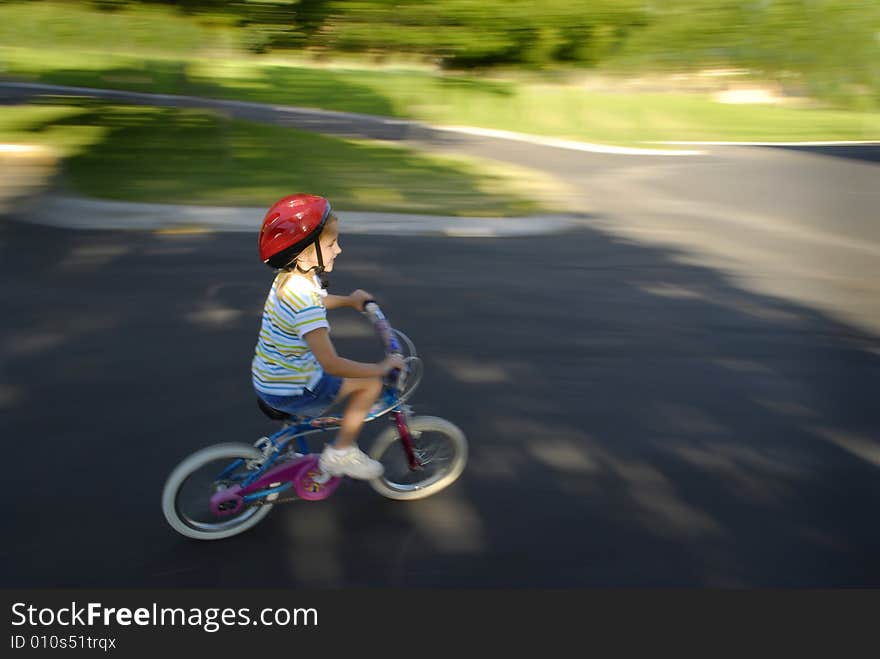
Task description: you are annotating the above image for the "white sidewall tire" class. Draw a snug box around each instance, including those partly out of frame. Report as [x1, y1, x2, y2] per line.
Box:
[161, 442, 274, 540]
[368, 416, 468, 501]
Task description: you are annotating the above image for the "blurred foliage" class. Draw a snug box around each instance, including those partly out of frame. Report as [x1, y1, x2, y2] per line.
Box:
[0, 1, 877, 106]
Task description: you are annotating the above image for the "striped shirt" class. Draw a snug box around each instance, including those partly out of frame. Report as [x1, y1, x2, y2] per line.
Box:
[252, 273, 329, 396]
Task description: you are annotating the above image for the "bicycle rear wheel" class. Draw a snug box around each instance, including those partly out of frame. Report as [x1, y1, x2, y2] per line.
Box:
[368, 416, 467, 501]
[161, 443, 273, 540]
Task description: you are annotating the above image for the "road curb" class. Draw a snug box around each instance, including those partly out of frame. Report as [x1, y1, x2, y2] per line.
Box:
[21, 194, 581, 237]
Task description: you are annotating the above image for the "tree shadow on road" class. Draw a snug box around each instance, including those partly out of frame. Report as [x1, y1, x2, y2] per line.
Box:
[16, 58, 400, 117]
[760, 144, 880, 165]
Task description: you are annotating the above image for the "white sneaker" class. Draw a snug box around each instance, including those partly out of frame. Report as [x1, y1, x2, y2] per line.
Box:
[319, 445, 384, 480]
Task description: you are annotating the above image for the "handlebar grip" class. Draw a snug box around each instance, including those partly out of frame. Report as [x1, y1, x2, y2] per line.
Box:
[362, 301, 402, 354]
[361, 300, 407, 388]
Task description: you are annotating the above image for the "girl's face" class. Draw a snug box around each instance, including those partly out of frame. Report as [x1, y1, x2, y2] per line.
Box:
[298, 218, 342, 272]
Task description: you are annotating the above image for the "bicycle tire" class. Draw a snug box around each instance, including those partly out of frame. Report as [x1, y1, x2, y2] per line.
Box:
[161, 442, 274, 540]
[368, 416, 467, 501]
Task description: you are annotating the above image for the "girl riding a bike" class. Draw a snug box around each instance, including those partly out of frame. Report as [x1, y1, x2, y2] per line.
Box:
[253, 193, 405, 480]
[162, 196, 466, 540]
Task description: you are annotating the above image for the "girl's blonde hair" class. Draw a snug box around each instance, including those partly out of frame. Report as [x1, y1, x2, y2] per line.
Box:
[274, 214, 338, 290]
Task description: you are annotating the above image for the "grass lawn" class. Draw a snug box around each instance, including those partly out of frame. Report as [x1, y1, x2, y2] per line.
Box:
[0, 101, 562, 215]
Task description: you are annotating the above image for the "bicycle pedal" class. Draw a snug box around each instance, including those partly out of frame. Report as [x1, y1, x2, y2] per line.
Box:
[255, 494, 300, 506]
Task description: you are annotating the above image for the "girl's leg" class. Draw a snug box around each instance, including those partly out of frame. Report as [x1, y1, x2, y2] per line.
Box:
[332, 376, 383, 449]
[318, 376, 385, 480]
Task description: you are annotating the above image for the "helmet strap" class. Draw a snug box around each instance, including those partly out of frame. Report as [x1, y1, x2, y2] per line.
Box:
[314, 244, 329, 289]
[292, 240, 329, 289]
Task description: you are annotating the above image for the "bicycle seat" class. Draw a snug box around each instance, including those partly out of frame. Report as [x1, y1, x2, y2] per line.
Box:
[257, 397, 292, 421]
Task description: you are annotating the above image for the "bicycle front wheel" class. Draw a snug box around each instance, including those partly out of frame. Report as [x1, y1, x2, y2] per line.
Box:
[368, 416, 467, 501]
[161, 443, 273, 540]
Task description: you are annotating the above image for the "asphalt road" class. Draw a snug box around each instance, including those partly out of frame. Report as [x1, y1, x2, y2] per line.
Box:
[1, 83, 879, 587]
[2, 216, 879, 587]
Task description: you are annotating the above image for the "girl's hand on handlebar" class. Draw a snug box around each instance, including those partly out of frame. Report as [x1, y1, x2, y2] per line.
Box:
[380, 354, 406, 375]
[349, 289, 374, 311]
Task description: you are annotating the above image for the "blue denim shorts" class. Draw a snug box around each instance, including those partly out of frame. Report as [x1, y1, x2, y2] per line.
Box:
[257, 374, 343, 418]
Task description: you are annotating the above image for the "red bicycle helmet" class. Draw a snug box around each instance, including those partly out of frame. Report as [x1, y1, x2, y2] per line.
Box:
[259, 194, 332, 270]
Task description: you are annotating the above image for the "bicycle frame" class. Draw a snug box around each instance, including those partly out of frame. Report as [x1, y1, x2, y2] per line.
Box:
[210, 382, 420, 514]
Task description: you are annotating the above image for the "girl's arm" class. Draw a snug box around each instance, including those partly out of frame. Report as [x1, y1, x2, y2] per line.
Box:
[304, 328, 402, 378]
[324, 289, 373, 311]
[323, 294, 355, 311]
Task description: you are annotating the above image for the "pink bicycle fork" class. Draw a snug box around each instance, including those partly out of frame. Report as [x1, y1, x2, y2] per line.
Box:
[394, 410, 422, 471]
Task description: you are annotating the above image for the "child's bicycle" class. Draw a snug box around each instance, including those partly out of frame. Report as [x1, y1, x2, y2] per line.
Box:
[161, 302, 468, 540]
